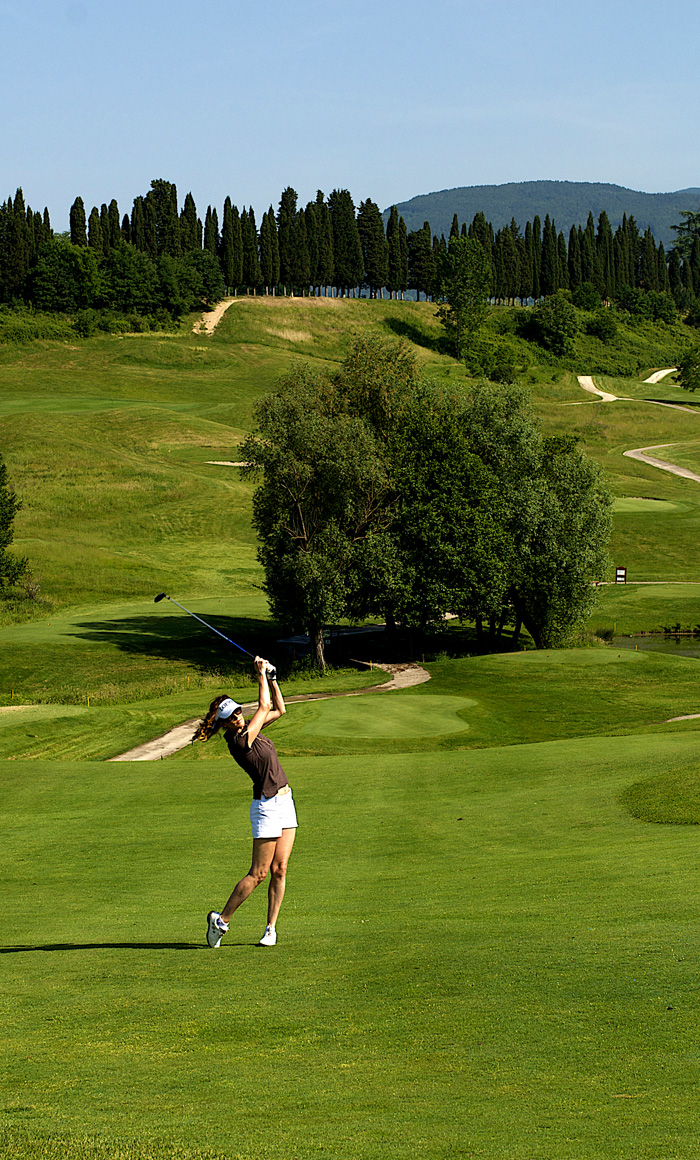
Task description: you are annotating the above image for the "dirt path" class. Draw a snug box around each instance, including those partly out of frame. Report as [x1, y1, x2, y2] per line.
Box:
[644, 368, 678, 384]
[622, 443, 700, 484]
[193, 298, 237, 335]
[576, 375, 622, 403]
[108, 662, 430, 762]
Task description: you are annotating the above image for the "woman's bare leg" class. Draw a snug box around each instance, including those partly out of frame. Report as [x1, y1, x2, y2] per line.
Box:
[221, 838, 276, 922]
[267, 828, 296, 927]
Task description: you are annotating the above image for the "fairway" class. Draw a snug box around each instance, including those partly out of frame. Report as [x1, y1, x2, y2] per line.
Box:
[3, 726, 700, 1159]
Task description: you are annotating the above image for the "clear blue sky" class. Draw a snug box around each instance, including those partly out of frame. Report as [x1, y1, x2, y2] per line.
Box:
[1, 0, 698, 227]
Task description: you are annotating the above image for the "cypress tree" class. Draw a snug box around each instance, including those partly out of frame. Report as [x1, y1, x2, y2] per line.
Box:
[532, 215, 542, 298]
[203, 206, 219, 256]
[289, 209, 311, 293]
[668, 247, 683, 304]
[449, 213, 460, 243]
[277, 187, 298, 292]
[131, 198, 146, 252]
[142, 195, 157, 259]
[180, 193, 199, 253]
[220, 197, 237, 288]
[640, 228, 658, 290]
[328, 189, 363, 296]
[540, 215, 559, 296]
[580, 212, 600, 289]
[568, 224, 582, 290]
[43, 207, 51, 240]
[70, 197, 88, 246]
[88, 206, 103, 254]
[304, 200, 320, 290]
[557, 231, 569, 290]
[230, 205, 243, 289]
[407, 222, 435, 301]
[148, 179, 180, 256]
[398, 215, 409, 299]
[241, 208, 263, 292]
[521, 221, 535, 301]
[386, 205, 402, 298]
[259, 207, 280, 293]
[99, 204, 111, 256]
[468, 212, 494, 262]
[656, 242, 670, 293]
[691, 236, 700, 294]
[596, 211, 614, 298]
[314, 191, 334, 293]
[121, 214, 131, 243]
[357, 198, 388, 297]
[108, 199, 121, 248]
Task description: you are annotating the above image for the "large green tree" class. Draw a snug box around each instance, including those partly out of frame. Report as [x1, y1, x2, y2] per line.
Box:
[241, 365, 393, 669]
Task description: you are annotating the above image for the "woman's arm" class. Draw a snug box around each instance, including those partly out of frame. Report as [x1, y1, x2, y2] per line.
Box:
[245, 657, 284, 744]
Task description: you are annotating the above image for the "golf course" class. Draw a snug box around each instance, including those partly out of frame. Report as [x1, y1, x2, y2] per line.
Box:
[2, 296, 700, 1159]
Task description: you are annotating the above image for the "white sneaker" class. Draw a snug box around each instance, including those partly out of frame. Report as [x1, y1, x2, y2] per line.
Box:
[258, 924, 277, 947]
[206, 911, 228, 948]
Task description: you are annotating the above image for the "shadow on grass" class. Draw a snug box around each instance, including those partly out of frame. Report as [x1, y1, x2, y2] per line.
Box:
[0, 941, 255, 953]
[67, 613, 279, 674]
[646, 396, 700, 409]
[384, 315, 450, 356]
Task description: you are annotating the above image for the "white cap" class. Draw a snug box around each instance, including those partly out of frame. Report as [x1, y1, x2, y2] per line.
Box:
[215, 697, 242, 720]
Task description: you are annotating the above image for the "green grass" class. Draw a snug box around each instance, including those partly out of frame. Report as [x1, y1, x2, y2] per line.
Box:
[4, 724, 700, 1158]
[621, 761, 700, 824]
[5, 301, 700, 1157]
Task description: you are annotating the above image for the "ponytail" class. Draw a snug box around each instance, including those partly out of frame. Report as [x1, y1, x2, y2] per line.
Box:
[192, 694, 233, 743]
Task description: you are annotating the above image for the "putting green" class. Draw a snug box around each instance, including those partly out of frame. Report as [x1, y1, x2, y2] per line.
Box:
[283, 693, 473, 739]
[613, 496, 684, 513]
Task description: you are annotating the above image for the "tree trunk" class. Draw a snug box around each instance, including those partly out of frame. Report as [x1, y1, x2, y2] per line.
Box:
[311, 625, 326, 671]
[512, 617, 522, 649]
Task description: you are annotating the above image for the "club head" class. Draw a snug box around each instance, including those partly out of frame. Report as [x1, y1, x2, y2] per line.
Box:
[154, 592, 168, 603]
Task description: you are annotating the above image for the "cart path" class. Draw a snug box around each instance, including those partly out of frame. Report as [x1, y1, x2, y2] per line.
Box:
[575, 371, 700, 481]
[622, 443, 700, 484]
[193, 297, 237, 335]
[108, 662, 430, 762]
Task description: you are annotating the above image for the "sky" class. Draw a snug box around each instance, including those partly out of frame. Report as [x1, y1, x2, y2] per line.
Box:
[1, 0, 698, 228]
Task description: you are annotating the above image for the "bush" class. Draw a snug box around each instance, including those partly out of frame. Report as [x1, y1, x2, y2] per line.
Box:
[571, 281, 601, 311]
[586, 308, 618, 342]
[531, 292, 578, 357]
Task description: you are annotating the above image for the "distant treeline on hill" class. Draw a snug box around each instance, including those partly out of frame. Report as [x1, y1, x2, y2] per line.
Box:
[1, 179, 699, 324]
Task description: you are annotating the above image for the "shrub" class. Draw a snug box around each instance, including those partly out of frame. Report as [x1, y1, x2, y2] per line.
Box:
[586, 309, 618, 342]
[531, 292, 578, 357]
[571, 281, 601, 311]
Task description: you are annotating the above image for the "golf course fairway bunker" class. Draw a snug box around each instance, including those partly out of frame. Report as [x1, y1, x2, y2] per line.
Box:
[286, 693, 474, 739]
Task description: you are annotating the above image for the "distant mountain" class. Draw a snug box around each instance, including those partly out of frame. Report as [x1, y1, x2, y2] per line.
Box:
[384, 181, 700, 246]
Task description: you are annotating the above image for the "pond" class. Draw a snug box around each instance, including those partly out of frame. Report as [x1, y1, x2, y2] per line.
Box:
[614, 634, 700, 660]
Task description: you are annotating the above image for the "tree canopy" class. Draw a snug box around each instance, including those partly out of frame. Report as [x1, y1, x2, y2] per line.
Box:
[242, 338, 611, 666]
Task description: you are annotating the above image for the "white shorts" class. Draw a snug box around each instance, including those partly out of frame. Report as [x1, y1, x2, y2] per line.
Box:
[250, 788, 298, 839]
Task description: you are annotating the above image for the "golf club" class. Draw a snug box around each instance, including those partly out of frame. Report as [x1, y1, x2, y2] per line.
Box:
[154, 592, 255, 659]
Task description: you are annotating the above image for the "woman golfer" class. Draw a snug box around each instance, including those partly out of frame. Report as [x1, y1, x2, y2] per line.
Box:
[194, 656, 297, 948]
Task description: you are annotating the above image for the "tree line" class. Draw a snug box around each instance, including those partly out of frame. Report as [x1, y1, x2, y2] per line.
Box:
[1, 180, 699, 320]
[242, 337, 611, 668]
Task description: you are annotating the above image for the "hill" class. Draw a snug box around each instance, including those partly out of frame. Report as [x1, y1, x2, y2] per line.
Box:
[385, 179, 700, 243]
